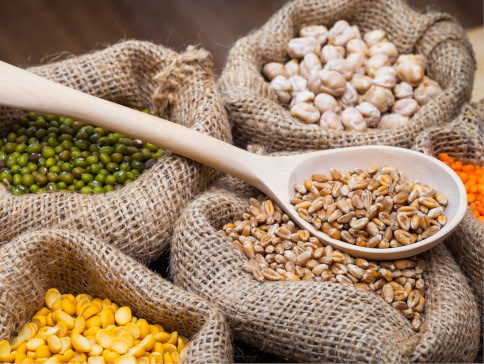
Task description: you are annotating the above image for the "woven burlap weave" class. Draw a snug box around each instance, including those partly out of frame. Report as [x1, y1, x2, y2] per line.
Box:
[0, 229, 233, 363]
[0, 40, 231, 262]
[171, 176, 480, 363]
[413, 99, 484, 337]
[219, 0, 475, 153]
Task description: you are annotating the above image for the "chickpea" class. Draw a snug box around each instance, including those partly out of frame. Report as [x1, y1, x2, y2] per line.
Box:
[285, 59, 300, 77]
[324, 59, 354, 81]
[397, 54, 426, 69]
[339, 82, 358, 108]
[270, 75, 292, 103]
[346, 38, 368, 56]
[288, 36, 320, 58]
[363, 85, 395, 113]
[413, 77, 442, 105]
[341, 107, 367, 132]
[289, 75, 308, 95]
[300, 53, 322, 79]
[290, 90, 315, 107]
[373, 66, 397, 89]
[350, 25, 361, 39]
[320, 45, 345, 64]
[356, 102, 381, 127]
[396, 60, 425, 86]
[369, 41, 398, 63]
[300, 25, 329, 45]
[377, 113, 409, 129]
[366, 54, 390, 77]
[346, 53, 366, 75]
[314, 93, 340, 114]
[363, 29, 387, 47]
[263, 62, 288, 81]
[307, 69, 322, 94]
[319, 70, 347, 97]
[392, 98, 419, 116]
[291, 102, 320, 124]
[320, 110, 344, 130]
[328, 20, 357, 46]
[393, 82, 413, 99]
[351, 74, 373, 94]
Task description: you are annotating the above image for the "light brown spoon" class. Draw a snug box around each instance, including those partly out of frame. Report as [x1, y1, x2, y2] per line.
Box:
[0, 61, 467, 259]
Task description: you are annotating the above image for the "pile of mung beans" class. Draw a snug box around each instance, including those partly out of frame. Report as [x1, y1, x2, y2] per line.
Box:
[0, 111, 164, 195]
[221, 196, 427, 331]
[291, 165, 447, 248]
[0, 289, 188, 364]
[263, 21, 442, 131]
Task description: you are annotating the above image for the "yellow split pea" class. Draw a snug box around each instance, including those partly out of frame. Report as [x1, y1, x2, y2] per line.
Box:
[0, 288, 189, 364]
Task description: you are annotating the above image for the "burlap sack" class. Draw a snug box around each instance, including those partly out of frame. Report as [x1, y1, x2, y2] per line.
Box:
[413, 99, 484, 321]
[219, 0, 475, 152]
[0, 40, 231, 262]
[0, 229, 233, 363]
[171, 176, 480, 363]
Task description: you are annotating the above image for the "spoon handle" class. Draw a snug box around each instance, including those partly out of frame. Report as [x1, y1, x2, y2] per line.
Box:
[0, 60, 269, 189]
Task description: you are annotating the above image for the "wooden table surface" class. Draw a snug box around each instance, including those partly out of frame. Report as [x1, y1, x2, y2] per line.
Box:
[467, 26, 484, 102]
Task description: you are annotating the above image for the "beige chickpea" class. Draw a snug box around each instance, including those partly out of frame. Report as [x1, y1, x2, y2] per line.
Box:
[263, 62, 288, 81]
[350, 25, 362, 39]
[366, 54, 390, 77]
[397, 54, 426, 69]
[319, 70, 347, 97]
[289, 75, 308, 94]
[300, 53, 322, 79]
[363, 85, 395, 112]
[328, 20, 357, 46]
[373, 66, 397, 89]
[291, 102, 320, 124]
[363, 29, 387, 47]
[339, 82, 358, 108]
[320, 110, 344, 130]
[346, 38, 368, 56]
[346, 53, 366, 75]
[307, 69, 322, 94]
[396, 61, 425, 86]
[341, 107, 367, 132]
[356, 102, 381, 127]
[393, 82, 413, 99]
[300, 25, 329, 45]
[288, 36, 320, 58]
[351, 74, 373, 94]
[392, 98, 419, 116]
[369, 41, 398, 63]
[320, 44, 345, 64]
[314, 93, 340, 113]
[270, 75, 292, 103]
[377, 113, 409, 129]
[290, 90, 315, 107]
[413, 77, 442, 105]
[285, 59, 300, 77]
[324, 59, 354, 81]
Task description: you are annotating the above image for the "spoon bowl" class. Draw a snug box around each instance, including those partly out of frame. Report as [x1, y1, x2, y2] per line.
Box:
[0, 61, 467, 259]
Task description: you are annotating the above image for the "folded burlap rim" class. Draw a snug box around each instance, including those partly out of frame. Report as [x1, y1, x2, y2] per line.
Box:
[0, 228, 233, 363]
[171, 176, 480, 363]
[219, 0, 476, 152]
[0, 40, 232, 263]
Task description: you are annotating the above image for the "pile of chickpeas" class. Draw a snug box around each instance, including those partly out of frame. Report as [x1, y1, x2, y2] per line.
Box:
[263, 21, 442, 131]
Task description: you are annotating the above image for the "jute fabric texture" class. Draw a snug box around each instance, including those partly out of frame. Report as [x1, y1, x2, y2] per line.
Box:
[171, 176, 480, 363]
[0, 229, 233, 363]
[219, 0, 475, 152]
[0, 40, 231, 262]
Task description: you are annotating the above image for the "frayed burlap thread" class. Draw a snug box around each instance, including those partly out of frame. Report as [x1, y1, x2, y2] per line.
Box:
[219, 0, 475, 152]
[0, 40, 231, 262]
[0, 229, 233, 363]
[413, 99, 484, 342]
[171, 176, 480, 362]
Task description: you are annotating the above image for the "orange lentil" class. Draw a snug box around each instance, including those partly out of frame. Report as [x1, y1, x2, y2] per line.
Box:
[439, 154, 484, 222]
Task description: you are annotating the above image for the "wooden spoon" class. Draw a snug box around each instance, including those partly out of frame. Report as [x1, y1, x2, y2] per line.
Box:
[0, 61, 467, 259]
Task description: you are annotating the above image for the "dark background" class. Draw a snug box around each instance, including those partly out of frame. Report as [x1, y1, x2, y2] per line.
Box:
[0, 0, 482, 73]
